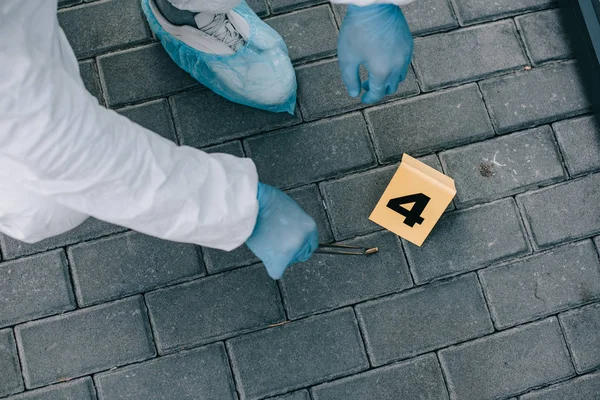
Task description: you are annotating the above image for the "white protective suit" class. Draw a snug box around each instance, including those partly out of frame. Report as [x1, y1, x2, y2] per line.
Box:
[0, 0, 413, 251]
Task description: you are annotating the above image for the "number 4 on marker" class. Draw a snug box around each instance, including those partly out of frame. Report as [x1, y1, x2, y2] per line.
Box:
[386, 193, 431, 227]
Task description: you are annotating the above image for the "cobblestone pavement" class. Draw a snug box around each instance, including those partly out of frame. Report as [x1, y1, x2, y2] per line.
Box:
[1, 0, 600, 399]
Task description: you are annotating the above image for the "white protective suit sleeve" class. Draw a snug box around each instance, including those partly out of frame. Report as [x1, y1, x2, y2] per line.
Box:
[0, 3, 258, 251]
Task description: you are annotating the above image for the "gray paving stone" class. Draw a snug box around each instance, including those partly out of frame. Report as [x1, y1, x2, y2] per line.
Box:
[333, 0, 459, 36]
[202, 245, 258, 275]
[227, 308, 369, 400]
[516, 9, 574, 65]
[247, 0, 269, 17]
[68, 231, 203, 306]
[439, 318, 574, 400]
[204, 141, 245, 157]
[321, 155, 449, 240]
[267, 6, 338, 63]
[0, 218, 126, 260]
[296, 58, 419, 122]
[172, 88, 300, 149]
[5, 378, 95, 400]
[403, 0, 459, 35]
[356, 274, 493, 366]
[58, 0, 150, 59]
[521, 370, 600, 399]
[439, 126, 566, 208]
[0, 250, 75, 328]
[267, 391, 310, 400]
[79, 60, 104, 105]
[117, 99, 178, 143]
[95, 344, 236, 400]
[321, 166, 394, 240]
[517, 174, 600, 248]
[98, 43, 199, 107]
[451, 0, 556, 25]
[280, 231, 413, 319]
[480, 240, 600, 329]
[413, 21, 527, 91]
[559, 302, 600, 373]
[404, 198, 529, 283]
[366, 84, 494, 162]
[59, 0, 83, 7]
[146, 264, 284, 353]
[0, 329, 23, 398]
[312, 354, 449, 400]
[553, 115, 600, 177]
[16, 296, 155, 389]
[245, 113, 376, 189]
[479, 61, 591, 134]
[288, 184, 334, 244]
[270, 0, 327, 14]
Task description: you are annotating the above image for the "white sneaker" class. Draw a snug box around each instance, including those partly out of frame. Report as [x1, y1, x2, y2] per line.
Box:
[145, 0, 296, 110]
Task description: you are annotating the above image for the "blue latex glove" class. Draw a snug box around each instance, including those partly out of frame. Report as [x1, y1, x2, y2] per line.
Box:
[246, 183, 319, 280]
[338, 4, 414, 104]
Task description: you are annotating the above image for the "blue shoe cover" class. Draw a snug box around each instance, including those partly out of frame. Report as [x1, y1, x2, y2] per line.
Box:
[141, 0, 297, 114]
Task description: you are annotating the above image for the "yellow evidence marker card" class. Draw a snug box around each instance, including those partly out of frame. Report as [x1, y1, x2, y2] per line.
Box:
[369, 154, 456, 247]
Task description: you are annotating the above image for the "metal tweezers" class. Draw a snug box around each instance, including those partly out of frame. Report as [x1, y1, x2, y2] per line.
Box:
[315, 243, 379, 256]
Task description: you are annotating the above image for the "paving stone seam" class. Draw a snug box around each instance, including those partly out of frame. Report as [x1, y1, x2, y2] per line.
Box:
[475, 271, 497, 330]
[515, 367, 600, 400]
[140, 296, 161, 359]
[512, 16, 536, 66]
[275, 281, 292, 322]
[475, 76, 499, 136]
[62, 247, 87, 310]
[359, 109, 385, 166]
[11, 327, 26, 398]
[352, 306, 374, 369]
[546, 124, 574, 180]
[556, 313, 580, 374]
[221, 344, 244, 400]
[86, 58, 107, 107]
[397, 237, 418, 286]
[435, 352, 453, 400]
[314, 184, 336, 245]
